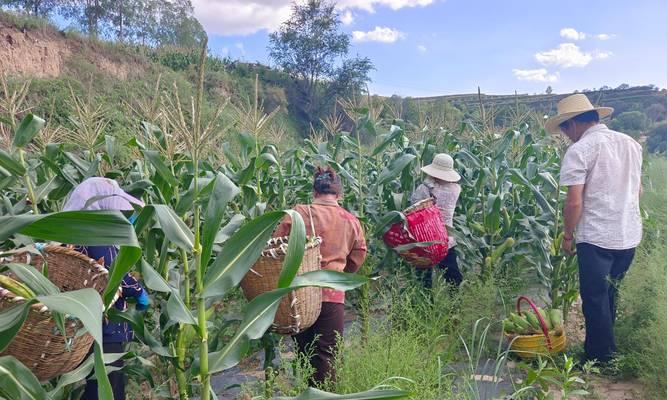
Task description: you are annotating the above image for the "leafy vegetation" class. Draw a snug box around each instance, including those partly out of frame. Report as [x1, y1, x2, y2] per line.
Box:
[1, 5, 667, 399]
[268, 0, 374, 133]
[1, 0, 205, 45]
[614, 157, 667, 398]
[609, 111, 650, 138]
[647, 122, 667, 154]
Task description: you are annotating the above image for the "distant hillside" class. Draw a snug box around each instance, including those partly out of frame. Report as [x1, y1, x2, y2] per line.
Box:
[0, 10, 298, 144]
[415, 86, 667, 116]
[2, 9, 666, 145]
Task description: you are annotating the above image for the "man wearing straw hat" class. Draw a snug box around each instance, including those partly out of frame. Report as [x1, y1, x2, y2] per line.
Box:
[546, 94, 643, 365]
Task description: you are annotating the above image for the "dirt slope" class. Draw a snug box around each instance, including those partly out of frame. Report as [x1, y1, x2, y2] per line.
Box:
[0, 19, 145, 79]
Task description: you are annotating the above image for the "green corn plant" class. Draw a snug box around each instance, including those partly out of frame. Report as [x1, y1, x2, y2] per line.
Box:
[0, 113, 46, 214]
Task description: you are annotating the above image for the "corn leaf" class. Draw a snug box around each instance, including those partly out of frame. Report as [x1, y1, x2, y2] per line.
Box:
[3, 263, 59, 296]
[36, 289, 104, 347]
[0, 356, 50, 400]
[151, 205, 194, 251]
[0, 149, 26, 177]
[276, 210, 306, 288]
[140, 259, 171, 293]
[93, 343, 113, 400]
[376, 154, 416, 186]
[202, 211, 286, 299]
[207, 271, 367, 373]
[0, 303, 32, 353]
[143, 150, 178, 187]
[201, 173, 241, 270]
[12, 114, 45, 149]
[166, 288, 197, 326]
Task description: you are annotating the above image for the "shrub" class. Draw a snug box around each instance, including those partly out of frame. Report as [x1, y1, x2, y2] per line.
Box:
[615, 157, 667, 398]
[609, 111, 650, 138]
[647, 122, 667, 153]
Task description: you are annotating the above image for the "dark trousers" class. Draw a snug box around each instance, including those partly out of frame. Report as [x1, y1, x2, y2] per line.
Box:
[81, 342, 126, 400]
[294, 302, 344, 386]
[577, 243, 635, 363]
[417, 247, 463, 289]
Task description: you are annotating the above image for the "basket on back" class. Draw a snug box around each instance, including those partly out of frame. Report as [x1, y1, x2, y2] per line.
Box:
[382, 198, 449, 268]
[0, 245, 111, 381]
[240, 236, 322, 335]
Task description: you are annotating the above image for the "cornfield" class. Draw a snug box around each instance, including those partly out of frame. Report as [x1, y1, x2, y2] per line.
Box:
[0, 51, 581, 400]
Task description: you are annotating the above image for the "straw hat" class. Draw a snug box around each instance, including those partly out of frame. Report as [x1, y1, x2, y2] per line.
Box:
[545, 94, 613, 134]
[421, 153, 461, 182]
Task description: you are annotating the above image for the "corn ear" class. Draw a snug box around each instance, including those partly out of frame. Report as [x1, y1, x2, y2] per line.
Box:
[0, 274, 35, 299]
[502, 319, 516, 333]
[548, 308, 563, 329]
[491, 237, 515, 261]
[524, 311, 542, 332]
[510, 313, 532, 334]
[537, 307, 552, 330]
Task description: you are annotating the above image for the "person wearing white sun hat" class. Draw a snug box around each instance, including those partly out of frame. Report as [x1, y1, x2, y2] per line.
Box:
[411, 153, 463, 289]
[546, 93, 643, 365]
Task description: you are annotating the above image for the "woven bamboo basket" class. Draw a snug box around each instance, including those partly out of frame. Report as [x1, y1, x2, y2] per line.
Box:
[240, 236, 322, 335]
[382, 198, 449, 268]
[0, 245, 112, 381]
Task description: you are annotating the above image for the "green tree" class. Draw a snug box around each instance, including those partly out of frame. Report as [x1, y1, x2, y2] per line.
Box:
[646, 103, 667, 123]
[268, 0, 373, 131]
[153, 0, 206, 47]
[60, 0, 106, 37]
[609, 111, 649, 138]
[0, 0, 59, 17]
[131, 0, 158, 46]
[647, 122, 667, 153]
[105, 0, 140, 42]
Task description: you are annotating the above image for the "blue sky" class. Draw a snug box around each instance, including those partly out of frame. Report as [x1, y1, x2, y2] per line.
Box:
[194, 0, 667, 97]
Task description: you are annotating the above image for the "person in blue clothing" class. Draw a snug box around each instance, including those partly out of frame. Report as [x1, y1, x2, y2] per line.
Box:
[63, 177, 150, 400]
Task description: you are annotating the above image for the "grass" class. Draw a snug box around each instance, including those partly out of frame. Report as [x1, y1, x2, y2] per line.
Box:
[0, 10, 57, 33]
[324, 276, 507, 399]
[614, 156, 667, 398]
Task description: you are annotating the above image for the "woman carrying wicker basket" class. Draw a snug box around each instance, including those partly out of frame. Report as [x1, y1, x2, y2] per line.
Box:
[410, 153, 463, 288]
[63, 177, 150, 400]
[273, 167, 367, 386]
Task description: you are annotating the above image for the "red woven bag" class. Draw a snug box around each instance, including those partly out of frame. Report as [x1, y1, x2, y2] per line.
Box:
[383, 198, 448, 268]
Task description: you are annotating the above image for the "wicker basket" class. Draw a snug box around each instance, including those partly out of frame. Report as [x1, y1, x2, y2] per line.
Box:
[505, 296, 567, 359]
[240, 236, 322, 335]
[0, 245, 111, 381]
[382, 198, 449, 268]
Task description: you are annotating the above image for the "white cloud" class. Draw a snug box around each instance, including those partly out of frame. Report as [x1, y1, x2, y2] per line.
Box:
[341, 10, 355, 25]
[192, 0, 436, 36]
[352, 27, 405, 43]
[560, 27, 615, 42]
[594, 50, 613, 59]
[560, 28, 587, 40]
[192, 0, 292, 36]
[535, 43, 597, 68]
[220, 46, 229, 57]
[235, 43, 246, 57]
[512, 68, 559, 82]
[337, 0, 435, 12]
[417, 44, 427, 52]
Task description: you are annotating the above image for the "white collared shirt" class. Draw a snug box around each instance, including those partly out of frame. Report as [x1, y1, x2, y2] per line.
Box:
[559, 124, 643, 250]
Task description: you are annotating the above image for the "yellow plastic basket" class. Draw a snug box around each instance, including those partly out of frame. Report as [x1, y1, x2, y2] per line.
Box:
[505, 296, 568, 359]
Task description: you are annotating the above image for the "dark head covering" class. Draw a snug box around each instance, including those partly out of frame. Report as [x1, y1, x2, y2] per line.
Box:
[313, 167, 342, 196]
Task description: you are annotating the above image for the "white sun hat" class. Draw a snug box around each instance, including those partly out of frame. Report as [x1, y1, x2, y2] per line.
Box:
[545, 93, 614, 134]
[421, 153, 461, 182]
